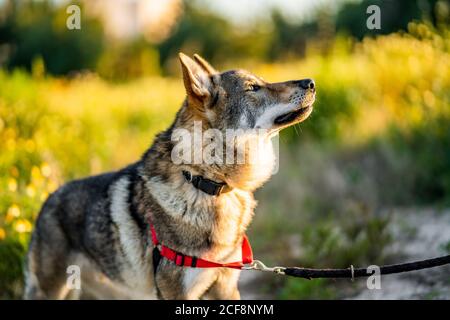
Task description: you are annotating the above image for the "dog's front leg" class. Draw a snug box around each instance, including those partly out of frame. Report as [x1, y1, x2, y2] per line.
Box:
[202, 268, 241, 300]
[156, 265, 218, 299]
[182, 268, 219, 300]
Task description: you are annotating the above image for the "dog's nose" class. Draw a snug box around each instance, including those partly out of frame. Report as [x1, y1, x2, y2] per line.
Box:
[297, 79, 315, 90]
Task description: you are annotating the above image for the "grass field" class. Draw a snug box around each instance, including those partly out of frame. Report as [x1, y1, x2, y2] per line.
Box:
[1, 23, 449, 299]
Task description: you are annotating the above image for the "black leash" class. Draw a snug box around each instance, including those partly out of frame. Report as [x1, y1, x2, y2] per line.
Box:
[180, 171, 450, 280]
[244, 254, 450, 280]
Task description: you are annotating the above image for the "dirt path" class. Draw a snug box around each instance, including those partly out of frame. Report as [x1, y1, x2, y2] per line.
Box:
[239, 270, 268, 300]
[352, 208, 450, 299]
[239, 208, 450, 300]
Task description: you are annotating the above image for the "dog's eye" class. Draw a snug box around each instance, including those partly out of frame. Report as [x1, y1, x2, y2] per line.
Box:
[247, 84, 261, 92]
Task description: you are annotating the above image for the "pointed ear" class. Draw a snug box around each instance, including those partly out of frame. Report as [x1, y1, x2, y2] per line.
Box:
[193, 54, 218, 74]
[179, 52, 213, 102]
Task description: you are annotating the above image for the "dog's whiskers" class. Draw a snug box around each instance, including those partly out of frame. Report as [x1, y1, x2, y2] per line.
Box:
[293, 124, 299, 136]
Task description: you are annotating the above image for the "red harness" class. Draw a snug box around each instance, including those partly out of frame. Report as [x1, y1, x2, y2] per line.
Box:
[149, 221, 253, 269]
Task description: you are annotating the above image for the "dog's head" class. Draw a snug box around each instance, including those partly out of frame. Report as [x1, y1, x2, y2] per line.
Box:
[178, 53, 315, 132]
[173, 53, 315, 190]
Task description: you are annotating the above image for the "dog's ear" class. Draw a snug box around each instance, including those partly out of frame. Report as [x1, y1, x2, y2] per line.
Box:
[179, 53, 213, 103]
[193, 54, 218, 75]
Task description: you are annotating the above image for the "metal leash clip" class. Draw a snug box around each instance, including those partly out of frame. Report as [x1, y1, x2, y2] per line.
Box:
[242, 260, 286, 275]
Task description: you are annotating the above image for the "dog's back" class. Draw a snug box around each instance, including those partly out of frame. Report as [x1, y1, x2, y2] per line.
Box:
[24, 163, 152, 299]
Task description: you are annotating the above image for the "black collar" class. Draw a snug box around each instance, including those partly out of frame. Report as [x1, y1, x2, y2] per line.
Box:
[182, 171, 231, 196]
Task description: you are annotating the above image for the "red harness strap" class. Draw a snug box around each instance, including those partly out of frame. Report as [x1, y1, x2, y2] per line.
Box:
[149, 222, 253, 269]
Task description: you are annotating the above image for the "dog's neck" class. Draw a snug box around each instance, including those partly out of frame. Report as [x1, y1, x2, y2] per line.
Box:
[141, 117, 274, 260]
[166, 105, 277, 191]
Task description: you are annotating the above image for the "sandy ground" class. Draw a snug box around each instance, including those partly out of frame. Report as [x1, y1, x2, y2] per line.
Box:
[239, 208, 450, 300]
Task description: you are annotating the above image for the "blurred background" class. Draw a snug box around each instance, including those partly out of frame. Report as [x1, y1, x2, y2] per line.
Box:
[0, 0, 450, 299]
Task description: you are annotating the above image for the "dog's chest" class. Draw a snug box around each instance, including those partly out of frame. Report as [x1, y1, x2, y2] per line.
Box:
[181, 247, 241, 299]
[181, 268, 216, 299]
[147, 177, 255, 246]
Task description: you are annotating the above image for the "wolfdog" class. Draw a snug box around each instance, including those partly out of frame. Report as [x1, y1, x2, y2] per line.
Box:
[24, 53, 315, 299]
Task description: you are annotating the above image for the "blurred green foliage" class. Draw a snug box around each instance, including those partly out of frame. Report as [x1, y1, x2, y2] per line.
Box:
[0, 238, 25, 299]
[157, 2, 272, 68]
[388, 116, 450, 204]
[279, 278, 336, 300]
[336, 0, 450, 39]
[1, 0, 449, 77]
[0, 69, 184, 298]
[0, 0, 104, 75]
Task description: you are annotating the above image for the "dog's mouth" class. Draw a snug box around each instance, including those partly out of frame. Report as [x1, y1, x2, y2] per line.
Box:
[274, 104, 313, 128]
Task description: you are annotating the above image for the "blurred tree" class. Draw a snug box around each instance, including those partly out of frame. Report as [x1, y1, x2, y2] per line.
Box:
[267, 10, 314, 60]
[156, 1, 272, 72]
[0, 0, 104, 75]
[1, 0, 448, 78]
[267, 8, 338, 59]
[96, 40, 161, 80]
[336, 0, 447, 39]
[157, 2, 231, 68]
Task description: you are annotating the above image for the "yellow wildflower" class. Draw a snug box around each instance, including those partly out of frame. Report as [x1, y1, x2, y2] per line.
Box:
[26, 184, 36, 197]
[8, 178, 18, 192]
[40, 191, 49, 202]
[47, 180, 58, 193]
[6, 204, 20, 223]
[41, 162, 52, 177]
[8, 204, 21, 217]
[25, 139, 35, 153]
[31, 166, 41, 180]
[14, 219, 33, 233]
